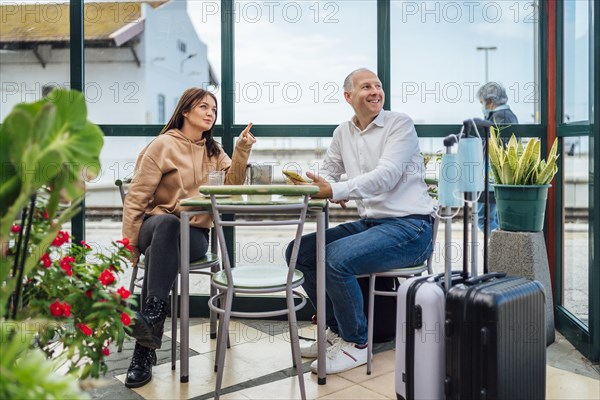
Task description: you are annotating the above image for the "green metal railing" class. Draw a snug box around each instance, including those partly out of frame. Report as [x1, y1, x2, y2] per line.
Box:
[70, 0, 85, 243]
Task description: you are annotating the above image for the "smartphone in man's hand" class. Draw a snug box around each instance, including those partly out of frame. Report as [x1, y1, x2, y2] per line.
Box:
[282, 170, 309, 184]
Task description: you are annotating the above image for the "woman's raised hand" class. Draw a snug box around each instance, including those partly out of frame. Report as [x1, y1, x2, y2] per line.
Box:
[241, 123, 256, 145]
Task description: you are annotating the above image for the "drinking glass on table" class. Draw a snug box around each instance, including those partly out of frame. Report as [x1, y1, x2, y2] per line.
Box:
[247, 164, 273, 185]
[208, 171, 225, 185]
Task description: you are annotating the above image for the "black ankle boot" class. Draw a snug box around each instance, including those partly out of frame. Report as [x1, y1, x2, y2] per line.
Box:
[124, 343, 157, 388]
[131, 296, 169, 349]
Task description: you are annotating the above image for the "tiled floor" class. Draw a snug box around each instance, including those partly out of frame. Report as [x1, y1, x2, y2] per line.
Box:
[90, 318, 600, 400]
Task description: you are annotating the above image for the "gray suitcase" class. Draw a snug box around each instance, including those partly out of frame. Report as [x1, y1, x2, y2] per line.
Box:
[395, 272, 461, 400]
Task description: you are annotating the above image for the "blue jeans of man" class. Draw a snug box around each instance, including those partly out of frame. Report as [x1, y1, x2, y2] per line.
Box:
[477, 201, 499, 234]
[285, 216, 433, 345]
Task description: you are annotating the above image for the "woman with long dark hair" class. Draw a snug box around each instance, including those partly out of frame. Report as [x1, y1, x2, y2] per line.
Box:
[122, 88, 255, 388]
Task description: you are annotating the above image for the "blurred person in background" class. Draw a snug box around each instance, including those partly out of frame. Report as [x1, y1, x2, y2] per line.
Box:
[477, 82, 518, 234]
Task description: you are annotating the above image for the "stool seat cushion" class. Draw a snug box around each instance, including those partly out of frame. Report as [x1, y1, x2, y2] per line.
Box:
[212, 265, 304, 288]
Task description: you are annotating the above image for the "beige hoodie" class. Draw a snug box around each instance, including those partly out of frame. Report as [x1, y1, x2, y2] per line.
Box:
[122, 129, 252, 250]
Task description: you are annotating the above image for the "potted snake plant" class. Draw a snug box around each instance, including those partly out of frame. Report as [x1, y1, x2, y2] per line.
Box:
[488, 127, 559, 232]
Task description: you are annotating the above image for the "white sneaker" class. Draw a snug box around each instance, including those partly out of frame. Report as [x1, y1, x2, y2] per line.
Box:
[299, 328, 339, 358]
[310, 338, 368, 374]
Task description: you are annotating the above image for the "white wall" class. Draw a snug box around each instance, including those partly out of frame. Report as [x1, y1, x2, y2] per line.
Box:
[142, 0, 210, 124]
[0, 47, 71, 121]
[84, 48, 148, 124]
[0, 46, 148, 124]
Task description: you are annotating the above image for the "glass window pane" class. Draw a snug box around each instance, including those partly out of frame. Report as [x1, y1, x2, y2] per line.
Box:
[188, 0, 222, 125]
[563, 0, 590, 123]
[158, 94, 166, 124]
[84, 134, 221, 295]
[84, 136, 152, 290]
[391, 0, 539, 124]
[562, 136, 589, 325]
[0, 2, 70, 120]
[234, 1, 377, 124]
[240, 137, 440, 185]
[228, 136, 331, 183]
[84, 1, 221, 124]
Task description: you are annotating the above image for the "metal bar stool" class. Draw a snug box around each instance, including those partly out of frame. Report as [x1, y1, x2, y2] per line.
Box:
[115, 179, 220, 366]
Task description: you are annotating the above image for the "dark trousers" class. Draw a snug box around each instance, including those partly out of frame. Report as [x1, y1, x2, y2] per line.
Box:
[138, 214, 209, 303]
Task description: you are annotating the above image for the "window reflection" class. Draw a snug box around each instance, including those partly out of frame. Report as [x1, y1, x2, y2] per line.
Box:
[563, 136, 589, 325]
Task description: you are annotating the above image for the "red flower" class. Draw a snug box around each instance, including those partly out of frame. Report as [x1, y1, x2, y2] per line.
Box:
[61, 302, 71, 317]
[49, 299, 63, 317]
[40, 253, 52, 268]
[102, 347, 110, 356]
[49, 300, 71, 317]
[116, 238, 134, 252]
[10, 224, 21, 234]
[76, 323, 93, 336]
[120, 312, 131, 326]
[99, 269, 115, 285]
[59, 256, 75, 276]
[85, 289, 93, 299]
[52, 231, 70, 247]
[42, 210, 49, 219]
[116, 286, 130, 299]
[80, 240, 91, 249]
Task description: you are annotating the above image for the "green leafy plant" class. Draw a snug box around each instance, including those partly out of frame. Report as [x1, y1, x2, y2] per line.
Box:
[8, 194, 136, 379]
[0, 320, 88, 400]
[0, 89, 121, 397]
[423, 152, 441, 198]
[488, 126, 559, 185]
[1, 89, 104, 309]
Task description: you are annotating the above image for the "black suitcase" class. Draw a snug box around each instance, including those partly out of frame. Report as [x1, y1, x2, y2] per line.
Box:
[444, 274, 546, 399]
[444, 120, 547, 399]
[358, 276, 398, 343]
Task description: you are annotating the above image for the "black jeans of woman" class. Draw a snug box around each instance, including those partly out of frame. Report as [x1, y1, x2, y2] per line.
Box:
[137, 214, 209, 305]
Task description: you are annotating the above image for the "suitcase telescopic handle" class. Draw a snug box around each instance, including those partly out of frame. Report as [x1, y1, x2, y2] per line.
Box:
[465, 272, 506, 286]
[443, 134, 459, 147]
[471, 119, 492, 274]
[462, 118, 493, 275]
[470, 119, 493, 273]
[433, 271, 463, 285]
